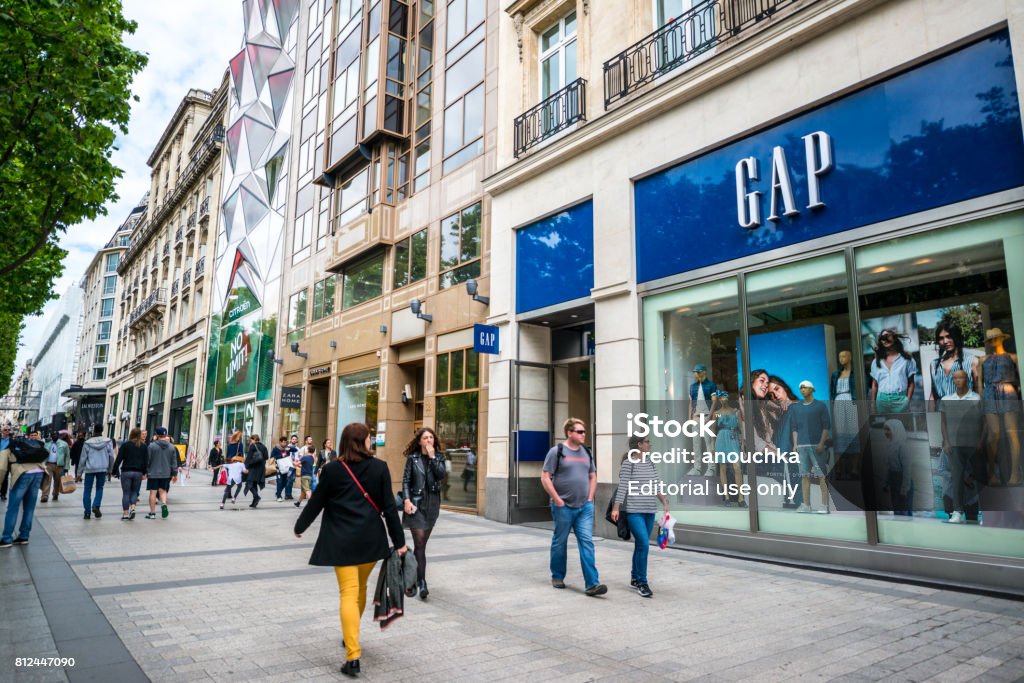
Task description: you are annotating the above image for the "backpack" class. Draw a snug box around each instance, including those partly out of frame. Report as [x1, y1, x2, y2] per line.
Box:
[9, 437, 49, 464]
[552, 443, 594, 476]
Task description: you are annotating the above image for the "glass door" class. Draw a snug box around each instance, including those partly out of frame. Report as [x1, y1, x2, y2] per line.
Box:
[510, 360, 558, 524]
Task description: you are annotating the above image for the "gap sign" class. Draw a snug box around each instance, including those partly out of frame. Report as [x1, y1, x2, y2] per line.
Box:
[474, 324, 499, 355]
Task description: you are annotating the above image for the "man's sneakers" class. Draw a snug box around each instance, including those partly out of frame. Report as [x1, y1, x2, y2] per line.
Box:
[83, 511, 91, 520]
[636, 583, 653, 598]
[13, 538, 28, 546]
[947, 511, 964, 524]
[584, 583, 608, 597]
[551, 578, 565, 589]
[161, 503, 169, 519]
[0, 540, 12, 549]
[145, 512, 157, 519]
[277, 496, 283, 502]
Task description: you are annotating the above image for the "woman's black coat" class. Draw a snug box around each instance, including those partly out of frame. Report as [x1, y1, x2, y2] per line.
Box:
[244, 442, 268, 485]
[402, 450, 447, 505]
[295, 457, 405, 567]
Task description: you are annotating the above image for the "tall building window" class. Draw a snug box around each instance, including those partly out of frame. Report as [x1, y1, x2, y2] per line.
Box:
[393, 228, 428, 289]
[334, 167, 370, 229]
[103, 275, 117, 296]
[97, 321, 112, 342]
[287, 289, 308, 343]
[439, 201, 481, 288]
[105, 253, 119, 272]
[93, 367, 107, 381]
[435, 345, 480, 508]
[540, 11, 577, 98]
[94, 344, 109, 365]
[413, 2, 434, 191]
[445, 0, 484, 50]
[100, 298, 114, 318]
[312, 276, 337, 321]
[342, 251, 385, 309]
[442, 39, 484, 174]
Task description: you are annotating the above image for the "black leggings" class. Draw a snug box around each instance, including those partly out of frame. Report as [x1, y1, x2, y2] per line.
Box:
[411, 527, 434, 582]
[222, 483, 242, 503]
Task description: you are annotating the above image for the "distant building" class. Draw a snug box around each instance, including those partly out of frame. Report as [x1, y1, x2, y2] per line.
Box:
[29, 287, 84, 434]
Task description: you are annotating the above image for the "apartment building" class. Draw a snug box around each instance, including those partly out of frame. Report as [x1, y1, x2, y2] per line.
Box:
[68, 198, 142, 433]
[265, 0, 497, 514]
[482, 0, 1024, 592]
[107, 83, 228, 453]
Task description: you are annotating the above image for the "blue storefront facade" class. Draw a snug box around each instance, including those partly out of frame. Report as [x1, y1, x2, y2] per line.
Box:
[635, 30, 1024, 589]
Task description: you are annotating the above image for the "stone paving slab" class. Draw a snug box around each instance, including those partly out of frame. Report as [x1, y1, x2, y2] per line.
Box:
[1, 482, 1023, 681]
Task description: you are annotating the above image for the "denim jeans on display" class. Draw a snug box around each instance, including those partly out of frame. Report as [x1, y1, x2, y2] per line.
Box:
[2, 473, 43, 543]
[83, 472, 106, 512]
[549, 500, 600, 589]
[626, 512, 656, 583]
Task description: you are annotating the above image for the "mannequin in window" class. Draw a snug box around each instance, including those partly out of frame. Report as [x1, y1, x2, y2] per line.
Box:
[870, 329, 917, 414]
[688, 364, 717, 476]
[978, 328, 1021, 486]
[829, 350, 860, 479]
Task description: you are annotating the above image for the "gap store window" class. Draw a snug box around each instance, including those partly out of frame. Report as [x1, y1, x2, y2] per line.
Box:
[642, 216, 1024, 558]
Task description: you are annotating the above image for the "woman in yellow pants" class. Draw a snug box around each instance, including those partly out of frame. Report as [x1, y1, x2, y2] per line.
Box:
[295, 422, 407, 677]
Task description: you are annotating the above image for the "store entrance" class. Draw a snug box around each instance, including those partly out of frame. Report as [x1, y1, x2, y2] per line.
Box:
[307, 379, 330, 444]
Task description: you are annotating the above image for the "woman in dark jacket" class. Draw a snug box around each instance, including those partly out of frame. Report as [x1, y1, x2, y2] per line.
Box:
[243, 434, 267, 508]
[208, 438, 223, 486]
[113, 427, 148, 520]
[295, 422, 406, 678]
[401, 427, 447, 600]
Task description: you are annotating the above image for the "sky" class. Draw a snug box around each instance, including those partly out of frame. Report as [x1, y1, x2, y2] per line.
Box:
[14, 1, 244, 373]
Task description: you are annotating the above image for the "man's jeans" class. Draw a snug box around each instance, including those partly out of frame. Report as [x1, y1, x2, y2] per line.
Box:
[276, 471, 289, 498]
[2, 473, 42, 543]
[285, 469, 295, 498]
[83, 472, 106, 512]
[549, 501, 599, 588]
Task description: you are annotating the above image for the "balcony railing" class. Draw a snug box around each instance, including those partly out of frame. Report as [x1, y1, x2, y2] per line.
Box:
[194, 256, 206, 279]
[513, 78, 587, 158]
[603, 0, 803, 108]
[187, 212, 197, 228]
[175, 226, 183, 243]
[171, 280, 179, 297]
[162, 243, 170, 258]
[150, 254, 158, 269]
[198, 196, 211, 222]
[128, 288, 166, 327]
[182, 268, 192, 289]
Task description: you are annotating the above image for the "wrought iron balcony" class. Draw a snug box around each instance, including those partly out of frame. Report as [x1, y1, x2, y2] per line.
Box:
[194, 256, 206, 280]
[182, 268, 192, 289]
[199, 196, 211, 222]
[128, 288, 166, 328]
[171, 280, 179, 297]
[162, 243, 170, 258]
[603, 0, 804, 108]
[514, 78, 587, 158]
[175, 226, 183, 243]
[150, 253, 158, 269]
[187, 212, 197, 228]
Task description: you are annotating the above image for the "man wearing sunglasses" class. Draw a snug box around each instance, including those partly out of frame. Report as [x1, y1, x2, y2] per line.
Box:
[541, 418, 607, 597]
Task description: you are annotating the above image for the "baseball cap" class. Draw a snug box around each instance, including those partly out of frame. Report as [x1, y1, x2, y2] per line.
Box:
[799, 380, 815, 390]
[694, 364, 707, 372]
[155, 427, 169, 436]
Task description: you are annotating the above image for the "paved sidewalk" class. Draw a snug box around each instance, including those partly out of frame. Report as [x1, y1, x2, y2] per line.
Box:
[2, 479, 1024, 682]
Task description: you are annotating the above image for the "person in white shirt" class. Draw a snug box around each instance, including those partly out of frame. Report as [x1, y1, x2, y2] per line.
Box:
[217, 455, 246, 509]
[940, 369, 983, 524]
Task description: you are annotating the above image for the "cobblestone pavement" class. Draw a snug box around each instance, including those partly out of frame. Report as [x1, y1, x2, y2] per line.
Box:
[2, 479, 1024, 682]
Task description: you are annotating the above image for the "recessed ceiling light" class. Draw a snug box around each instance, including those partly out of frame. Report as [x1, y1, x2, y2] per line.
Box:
[912, 258, 932, 266]
[541, 321, 549, 325]
[870, 266, 890, 274]
[675, 307, 691, 313]
[781, 287, 795, 292]
[570, 314, 578, 319]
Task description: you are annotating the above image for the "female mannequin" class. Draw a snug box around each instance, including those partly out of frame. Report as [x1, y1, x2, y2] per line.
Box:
[978, 328, 1021, 486]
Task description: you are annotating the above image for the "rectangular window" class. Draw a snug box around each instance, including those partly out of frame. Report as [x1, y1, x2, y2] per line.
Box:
[540, 11, 577, 98]
[97, 321, 112, 342]
[335, 368, 379, 443]
[100, 298, 114, 318]
[435, 348, 480, 394]
[172, 360, 197, 399]
[287, 289, 308, 343]
[105, 253, 119, 273]
[149, 373, 167, 406]
[94, 344, 109, 365]
[446, 0, 484, 50]
[442, 39, 483, 174]
[93, 367, 107, 381]
[342, 251, 385, 309]
[439, 202, 481, 288]
[334, 167, 370, 228]
[312, 276, 337, 321]
[293, 210, 313, 263]
[393, 228, 428, 289]
[103, 275, 117, 296]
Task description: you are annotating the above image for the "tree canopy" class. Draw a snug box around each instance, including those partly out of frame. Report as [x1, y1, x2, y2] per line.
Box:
[0, 0, 147, 393]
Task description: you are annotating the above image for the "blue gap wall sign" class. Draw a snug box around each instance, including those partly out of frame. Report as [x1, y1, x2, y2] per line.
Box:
[516, 200, 595, 314]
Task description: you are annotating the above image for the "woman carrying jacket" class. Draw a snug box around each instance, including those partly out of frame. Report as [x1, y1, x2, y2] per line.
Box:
[295, 422, 406, 678]
[113, 428, 148, 520]
[401, 427, 447, 600]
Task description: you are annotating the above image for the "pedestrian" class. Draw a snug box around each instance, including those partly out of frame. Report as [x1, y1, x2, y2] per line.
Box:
[218, 454, 246, 509]
[318, 438, 337, 474]
[226, 429, 244, 461]
[69, 431, 85, 479]
[294, 422, 407, 678]
[271, 436, 290, 501]
[285, 434, 300, 499]
[295, 445, 316, 508]
[208, 438, 223, 486]
[610, 435, 670, 598]
[145, 427, 178, 519]
[0, 425, 13, 502]
[541, 418, 606, 596]
[40, 431, 70, 503]
[401, 427, 447, 599]
[0, 428, 48, 548]
[112, 427, 147, 521]
[462, 443, 476, 492]
[243, 434, 268, 508]
[79, 424, 115, 520]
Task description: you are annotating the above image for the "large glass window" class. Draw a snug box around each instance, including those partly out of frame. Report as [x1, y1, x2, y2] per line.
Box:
[435, 346, 480, 509]
[336, 368, 379, 439]
[334, 167, 369, 227]
[105, 253, 119, 272]
[100, 298, 114, 318]
[442, 40, 483, 174]
[539, 11, 577, 98]
[172, 361, 197, 399]
[312, 276, 337, 321]
[94, 344, 109, 365]
[97, 321, 112, 342]
[149, 373, 167, 406]
[103, 275, 117, 296]
[393, 228, 428, 289]
[342, 251, 385, 309]
[288, 289, 308, 343]
[439, 202, 481, 288]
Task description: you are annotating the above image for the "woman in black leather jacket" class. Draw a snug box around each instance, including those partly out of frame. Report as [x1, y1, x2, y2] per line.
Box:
[401, 427, 447, 599]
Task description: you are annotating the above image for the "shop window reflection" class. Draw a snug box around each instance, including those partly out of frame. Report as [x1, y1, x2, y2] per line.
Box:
[744, 254, 866, 542]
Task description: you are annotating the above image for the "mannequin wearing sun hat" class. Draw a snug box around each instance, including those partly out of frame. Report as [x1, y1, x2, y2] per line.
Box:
[978, 328, 1021, 486]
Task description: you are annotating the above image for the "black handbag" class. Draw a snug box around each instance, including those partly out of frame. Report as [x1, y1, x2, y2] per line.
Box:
[604, 462, 633, 541]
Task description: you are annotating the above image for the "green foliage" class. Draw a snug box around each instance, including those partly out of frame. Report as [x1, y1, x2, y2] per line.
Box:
[0, 0, 147, 316]
[0, 312, 23, 395]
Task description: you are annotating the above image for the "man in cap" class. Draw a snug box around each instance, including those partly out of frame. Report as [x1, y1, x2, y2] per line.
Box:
[787, 380, 831, 514]
[688, 364, 718, 476]
[145, 427, 178, 519]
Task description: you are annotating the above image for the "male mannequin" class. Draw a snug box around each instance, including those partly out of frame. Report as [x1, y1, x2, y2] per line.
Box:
[688, 365, 718, 476]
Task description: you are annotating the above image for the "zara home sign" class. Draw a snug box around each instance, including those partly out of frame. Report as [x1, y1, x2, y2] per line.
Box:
[735, 131, 833, 228]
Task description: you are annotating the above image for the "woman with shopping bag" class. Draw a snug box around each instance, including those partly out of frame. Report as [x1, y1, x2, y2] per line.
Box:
[610, 435, 669, 598]
[294, 422, 407, 678]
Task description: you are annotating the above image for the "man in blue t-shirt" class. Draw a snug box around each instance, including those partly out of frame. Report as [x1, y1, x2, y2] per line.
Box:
[540, 418, 606, 597]
[787, 380, 831, 514]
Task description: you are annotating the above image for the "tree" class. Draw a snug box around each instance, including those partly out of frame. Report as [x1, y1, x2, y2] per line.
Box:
[0, 1, 147, 312]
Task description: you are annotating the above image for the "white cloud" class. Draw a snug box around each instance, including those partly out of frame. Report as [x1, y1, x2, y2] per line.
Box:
[15, 1, 243, 373]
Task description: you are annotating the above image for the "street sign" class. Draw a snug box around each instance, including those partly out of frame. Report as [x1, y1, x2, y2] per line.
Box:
[473, 324, 499, 354]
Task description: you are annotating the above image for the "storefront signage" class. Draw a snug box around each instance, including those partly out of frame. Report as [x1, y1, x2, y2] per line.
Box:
[280, 386, 302, 409]
[735, 131, 832, 228]
[633, 31, 1024, 282]
[309, 365, 331, 377]
[473, 324, 500, 354]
